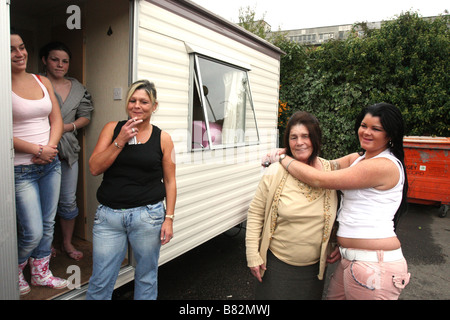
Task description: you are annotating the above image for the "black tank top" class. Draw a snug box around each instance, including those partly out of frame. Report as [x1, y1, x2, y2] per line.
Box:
[96, 121, 165, 209]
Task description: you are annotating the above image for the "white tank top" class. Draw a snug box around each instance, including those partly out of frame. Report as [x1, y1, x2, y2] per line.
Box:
[12, 74, 52, 165]
[336, 149, 404, 239]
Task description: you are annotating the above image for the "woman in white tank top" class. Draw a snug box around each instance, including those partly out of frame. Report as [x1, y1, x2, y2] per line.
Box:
[11, 30, 67, 296]
[266, 103, 410, 300]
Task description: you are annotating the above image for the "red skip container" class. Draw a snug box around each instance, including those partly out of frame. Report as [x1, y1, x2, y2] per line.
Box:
[403, 136, 450, 217]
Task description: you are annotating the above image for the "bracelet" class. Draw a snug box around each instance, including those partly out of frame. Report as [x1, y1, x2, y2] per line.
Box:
[165, 214, 174, 221]
[114, 141, 123, 149]
[36, 144, 43, 158]
[71, 122, 77, 132]
[286, 159, 295, 171]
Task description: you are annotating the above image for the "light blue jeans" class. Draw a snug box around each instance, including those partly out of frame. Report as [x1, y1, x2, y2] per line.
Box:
[58, 160, 79, 220]
[14, 159, 61, 264]
[86, 201, 165, 300]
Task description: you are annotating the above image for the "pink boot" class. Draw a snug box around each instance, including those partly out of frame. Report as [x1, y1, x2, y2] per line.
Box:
[18, 260, 31, 295]
[29, 255, 69, 289]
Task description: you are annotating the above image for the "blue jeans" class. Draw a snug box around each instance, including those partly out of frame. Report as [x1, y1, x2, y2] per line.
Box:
[15, 159, 61, 264]
[58, 160, 79, 220]
[86, 202, 165, 300]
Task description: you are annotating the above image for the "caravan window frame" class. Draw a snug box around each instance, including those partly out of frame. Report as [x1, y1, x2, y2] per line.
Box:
[188, 51, 260, 151]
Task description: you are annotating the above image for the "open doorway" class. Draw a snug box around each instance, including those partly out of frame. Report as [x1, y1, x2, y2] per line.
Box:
[11, 0, 132, 300]
[10, 0, 91, 300]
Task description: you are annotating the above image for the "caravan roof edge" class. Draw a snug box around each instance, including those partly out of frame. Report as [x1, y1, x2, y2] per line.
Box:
[146, 0, 284, 60]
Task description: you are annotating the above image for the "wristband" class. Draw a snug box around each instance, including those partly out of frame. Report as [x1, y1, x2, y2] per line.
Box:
[286, 159, 295, 171]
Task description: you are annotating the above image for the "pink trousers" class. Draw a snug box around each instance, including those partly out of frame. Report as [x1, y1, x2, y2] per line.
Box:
[326, 250, 411, 300]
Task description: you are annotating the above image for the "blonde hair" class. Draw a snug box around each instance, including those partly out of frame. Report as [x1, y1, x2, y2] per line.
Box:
[125, 80, 157, 112]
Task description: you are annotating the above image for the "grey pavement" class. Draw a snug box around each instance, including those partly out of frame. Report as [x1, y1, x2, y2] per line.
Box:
[113, 203, 450, 300]
[395, 203, 450, 300]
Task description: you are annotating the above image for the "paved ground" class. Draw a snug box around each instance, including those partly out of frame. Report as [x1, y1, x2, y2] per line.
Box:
[394, 203, 449, 300]
[113, 203, 450, 300]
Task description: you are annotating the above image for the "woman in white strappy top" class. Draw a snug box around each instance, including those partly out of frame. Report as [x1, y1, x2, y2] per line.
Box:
[267, 103, 410, 300]
[11, 30, 67, 296]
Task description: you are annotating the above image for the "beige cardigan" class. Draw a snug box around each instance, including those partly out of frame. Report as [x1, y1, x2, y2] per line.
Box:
[246, 159, 338, 280]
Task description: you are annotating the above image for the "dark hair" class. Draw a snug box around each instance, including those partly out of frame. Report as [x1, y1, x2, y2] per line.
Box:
[10, 27, 21, 36]
[39, 41, 72, 60]
[283, 111, 322, 165]
[355, 102, 408, 229]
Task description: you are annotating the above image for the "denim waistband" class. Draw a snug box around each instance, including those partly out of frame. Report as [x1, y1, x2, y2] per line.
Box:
[99, 200, 164, 212]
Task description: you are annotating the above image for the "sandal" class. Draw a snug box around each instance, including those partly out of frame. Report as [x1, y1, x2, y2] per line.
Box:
[61, 245, 83, 261]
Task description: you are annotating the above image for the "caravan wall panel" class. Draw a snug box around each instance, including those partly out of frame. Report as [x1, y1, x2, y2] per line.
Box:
[137, 1, 280, 265]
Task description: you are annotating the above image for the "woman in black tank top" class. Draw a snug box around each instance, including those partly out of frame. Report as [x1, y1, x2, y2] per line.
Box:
[87, 80, 176, 300]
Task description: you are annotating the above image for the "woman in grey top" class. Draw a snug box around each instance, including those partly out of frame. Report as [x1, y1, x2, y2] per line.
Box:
[40, 42, 94, 260]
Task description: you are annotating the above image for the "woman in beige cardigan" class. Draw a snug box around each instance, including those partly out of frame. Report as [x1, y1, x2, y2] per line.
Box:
[246, 111, 338, 300]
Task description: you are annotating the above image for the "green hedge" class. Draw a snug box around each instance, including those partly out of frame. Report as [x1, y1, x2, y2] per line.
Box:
[272, 12, 449, 160]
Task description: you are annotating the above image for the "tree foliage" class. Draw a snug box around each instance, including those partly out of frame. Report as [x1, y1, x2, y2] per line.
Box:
[239, 9, 449, 159]
[238, 6, 268, 39]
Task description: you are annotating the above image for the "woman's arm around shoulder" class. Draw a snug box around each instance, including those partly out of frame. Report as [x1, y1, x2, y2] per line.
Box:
[330, 152, 360, 170]
[286, 152, 399, 191]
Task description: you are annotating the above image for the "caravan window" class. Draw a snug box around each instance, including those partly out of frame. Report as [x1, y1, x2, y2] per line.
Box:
[191, 55, 259, 150]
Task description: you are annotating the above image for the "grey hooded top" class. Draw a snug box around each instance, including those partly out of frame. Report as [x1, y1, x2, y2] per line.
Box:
[55, 77, 94, 167]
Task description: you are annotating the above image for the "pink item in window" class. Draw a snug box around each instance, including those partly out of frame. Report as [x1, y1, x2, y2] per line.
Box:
[192, 121, 222, 148]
